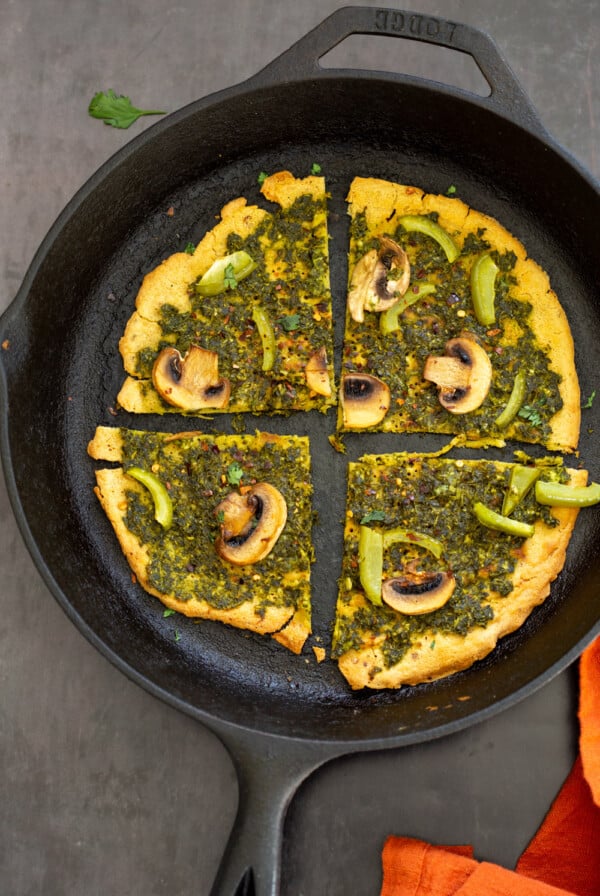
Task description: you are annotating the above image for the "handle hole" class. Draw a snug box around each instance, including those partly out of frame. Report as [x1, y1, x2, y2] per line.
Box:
[320, 34, 491, 97]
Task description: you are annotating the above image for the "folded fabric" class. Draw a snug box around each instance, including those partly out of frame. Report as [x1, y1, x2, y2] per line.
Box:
[380, 636, 600, 896]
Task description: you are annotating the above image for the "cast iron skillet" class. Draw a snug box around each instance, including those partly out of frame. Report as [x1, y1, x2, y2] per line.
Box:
[1, 7, 600, 894]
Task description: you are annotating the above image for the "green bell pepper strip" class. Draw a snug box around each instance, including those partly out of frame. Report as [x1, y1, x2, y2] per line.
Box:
[358, 525, 384, 606]
[379, 283, 436, 335]
[473, 501, 535, 538]
[127, 467, 173, 530]
[535, 480, 600, 507]
[382, 526, 444, 558]
[502, 464, 541, 516]
[196, 250, 256, 296]
[470, 252, 500, 326]
[398, 215, 460, 263]
[252, 305, 276, 372]
[495, 370, 528, 430]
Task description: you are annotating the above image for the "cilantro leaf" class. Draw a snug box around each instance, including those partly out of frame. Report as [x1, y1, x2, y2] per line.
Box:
[582, 390, 596, 409]
[88, 89, 166, 129]
[446, 184, 457, 195]
[311, 163, 322, 175]
[360, 510, 386, 524]
[518, 405, 543, 427]
[226, 462, 244, 487]
[258, 171, 269, 185]
[223, 263, 238, 290]
[280, 313, 300, 332]
[163, 609, 176, 618]
[184, 242, 196, 255]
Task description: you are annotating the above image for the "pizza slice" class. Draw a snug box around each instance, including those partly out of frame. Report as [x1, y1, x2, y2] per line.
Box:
[87, 425, 314, 653]
[339, 177, 580, 453]
[332, 450, 592, 689]
[117, 170, 335, 417]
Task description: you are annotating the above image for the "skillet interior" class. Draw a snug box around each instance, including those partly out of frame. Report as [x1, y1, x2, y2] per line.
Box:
[2, 72, 600, 744]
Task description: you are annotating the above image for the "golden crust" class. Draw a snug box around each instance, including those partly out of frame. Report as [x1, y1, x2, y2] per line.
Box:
[336, 466, 587, 690]
[89, 427, 312, 654]
[344, 177, 580, 452]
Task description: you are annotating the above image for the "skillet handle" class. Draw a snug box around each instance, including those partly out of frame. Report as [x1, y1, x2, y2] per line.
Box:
[209, 728, 338, 896]
[247, 5, 546, 135]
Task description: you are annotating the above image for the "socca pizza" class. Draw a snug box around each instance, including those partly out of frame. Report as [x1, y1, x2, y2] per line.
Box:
[332, 451, 592, 689]
[90, 171, 598, 689]
[87, 425, 314, 654]
[117, 170, 335, 417]
[339, 177, 580, 453]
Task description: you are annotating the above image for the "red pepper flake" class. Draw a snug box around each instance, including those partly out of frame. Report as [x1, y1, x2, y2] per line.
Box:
[1, 340, 9, 350]
[166, 206, 175, 217]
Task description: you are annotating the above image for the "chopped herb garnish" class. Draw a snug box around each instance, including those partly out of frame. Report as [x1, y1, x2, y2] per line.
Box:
[360, 509, 387, 524]
[223, 263, 238, 290]
[163, 609, 176, 618]
[446, 185, 457, 195]
[184, 242, 196, 255]
[582, 390, 596, 409]
[280, 313, 300, 332]
[174, 629, 181, 642]
[88, 89, 166, 129]
[311, 163, 322, 175]
[258, 171, 269, 184]
[518, 405, 544, 427]
[226, 461, 244, 486]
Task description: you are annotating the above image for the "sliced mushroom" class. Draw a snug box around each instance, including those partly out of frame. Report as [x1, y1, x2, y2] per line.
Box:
[382, 569, 456, 615]
[215, 482, 287, 566]
[348, 237, 410, 323]
[152, 345, 231, 411]
[423, 334, 492, 414]
[305, 346, 332, 396]
[341, 373, 391, 428]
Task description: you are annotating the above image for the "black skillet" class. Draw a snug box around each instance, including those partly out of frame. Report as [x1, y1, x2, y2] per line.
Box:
[1, 7, 600, 895]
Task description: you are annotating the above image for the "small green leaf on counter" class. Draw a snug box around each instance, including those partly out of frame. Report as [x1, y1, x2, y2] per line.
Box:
[446, 185, 457, 195]
[582, 390, 596, 409]
[184, 242, 196, 255]
[311, 163, 322, 175]
[163, 609, 176, 618]
[88, 89, 166, 129]
[174, 629, 182, 642]
[258, 171, 269, 184]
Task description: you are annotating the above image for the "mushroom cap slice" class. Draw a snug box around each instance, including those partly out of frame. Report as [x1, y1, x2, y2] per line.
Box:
[215, 482, 287, 566]
[347, 237, 410, 323]
[152, 345, 231, 411]
[305, 345, 332, 396]
[423, 334, 492, 414]
[382, 569, 456, 615]
[341, 373, 391, 428]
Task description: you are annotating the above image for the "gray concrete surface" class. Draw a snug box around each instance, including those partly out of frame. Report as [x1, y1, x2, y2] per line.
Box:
[1, 1, 598, 894]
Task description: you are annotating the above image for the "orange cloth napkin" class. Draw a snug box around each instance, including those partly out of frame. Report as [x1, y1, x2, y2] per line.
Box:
[381, 636, 600, 896]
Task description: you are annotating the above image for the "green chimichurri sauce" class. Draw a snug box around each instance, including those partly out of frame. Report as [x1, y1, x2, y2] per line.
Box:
[345, 212, 563, 442]
[134, 193, 333, 413]
[119, 429, 313, 613]
[332, 455, 566, 668]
